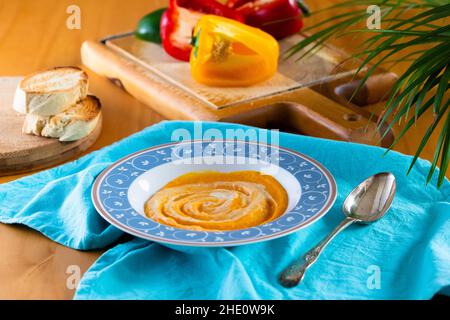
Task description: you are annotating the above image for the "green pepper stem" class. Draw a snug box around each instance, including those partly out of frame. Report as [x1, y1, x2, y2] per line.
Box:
[297, 0, 311, 17]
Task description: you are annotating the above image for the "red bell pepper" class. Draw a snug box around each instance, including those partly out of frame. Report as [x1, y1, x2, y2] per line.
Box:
[227, 0, 306, 40]
[160, 0, 244, 61]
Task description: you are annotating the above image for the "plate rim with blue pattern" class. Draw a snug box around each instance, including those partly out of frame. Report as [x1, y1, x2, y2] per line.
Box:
[92, 140, 337, 247]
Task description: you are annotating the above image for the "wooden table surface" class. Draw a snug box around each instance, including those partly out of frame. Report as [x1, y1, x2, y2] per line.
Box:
[0, 0, 447, 299]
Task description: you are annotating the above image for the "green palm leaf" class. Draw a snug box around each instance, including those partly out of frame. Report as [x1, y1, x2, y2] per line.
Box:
[291, 0, 450, 187]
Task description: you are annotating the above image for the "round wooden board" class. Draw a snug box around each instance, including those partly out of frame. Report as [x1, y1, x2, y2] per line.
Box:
[0, 77, 102, 176]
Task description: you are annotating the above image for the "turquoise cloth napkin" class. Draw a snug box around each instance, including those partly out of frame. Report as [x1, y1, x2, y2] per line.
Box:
[0, 121, 449, 300]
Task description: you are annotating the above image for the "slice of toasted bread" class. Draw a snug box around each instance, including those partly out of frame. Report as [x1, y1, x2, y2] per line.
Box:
[14, 67, 88, 116]
[23, 95, 101, 142]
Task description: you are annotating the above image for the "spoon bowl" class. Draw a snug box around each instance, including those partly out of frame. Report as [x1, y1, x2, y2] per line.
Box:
[343, 172, 397, 223]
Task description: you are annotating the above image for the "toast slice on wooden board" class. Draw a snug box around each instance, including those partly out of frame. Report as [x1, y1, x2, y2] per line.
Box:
[23, 95, 101, 142]
[0, 77, 102, 176]
[13, 67, 88, 116]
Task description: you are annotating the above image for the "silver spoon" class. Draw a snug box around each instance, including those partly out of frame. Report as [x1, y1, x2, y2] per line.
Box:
[279, 172, 396, 288]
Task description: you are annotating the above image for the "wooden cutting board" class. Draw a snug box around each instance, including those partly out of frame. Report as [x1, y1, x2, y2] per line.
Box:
[0, 77, 102, 176]
[81, 33, 397, 147]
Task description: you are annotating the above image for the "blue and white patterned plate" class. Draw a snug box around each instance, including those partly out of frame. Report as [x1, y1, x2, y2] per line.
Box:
[92, 140, 337, 247]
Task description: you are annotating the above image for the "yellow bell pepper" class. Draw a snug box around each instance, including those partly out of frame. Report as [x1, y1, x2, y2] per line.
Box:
[190, 15, 279, 87]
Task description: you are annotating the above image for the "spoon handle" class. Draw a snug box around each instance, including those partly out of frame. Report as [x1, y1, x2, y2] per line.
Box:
[279, 217, 355, 287]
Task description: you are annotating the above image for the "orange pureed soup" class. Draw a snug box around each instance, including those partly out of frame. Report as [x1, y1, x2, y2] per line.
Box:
[144, 171, 288, 231]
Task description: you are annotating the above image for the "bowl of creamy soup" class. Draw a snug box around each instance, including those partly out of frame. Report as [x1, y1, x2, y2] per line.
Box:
[92, 140, 336, 246]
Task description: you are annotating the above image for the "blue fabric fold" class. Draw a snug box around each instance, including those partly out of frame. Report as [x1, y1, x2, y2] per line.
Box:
[0, 121, 448, 300]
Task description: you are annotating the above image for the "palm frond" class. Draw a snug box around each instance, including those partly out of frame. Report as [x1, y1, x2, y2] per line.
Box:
[290, 0, 450, 187]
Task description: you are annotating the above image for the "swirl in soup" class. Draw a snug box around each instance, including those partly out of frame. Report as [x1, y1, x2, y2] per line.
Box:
[144, 171, 288, 231]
